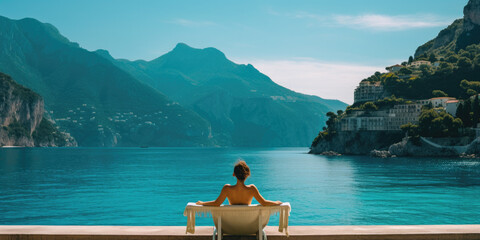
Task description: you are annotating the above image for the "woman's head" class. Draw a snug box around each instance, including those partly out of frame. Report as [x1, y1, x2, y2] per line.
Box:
[233, 160, 250, 181]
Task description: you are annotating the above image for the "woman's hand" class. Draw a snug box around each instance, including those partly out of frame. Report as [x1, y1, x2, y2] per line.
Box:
[196, 201, 204, 205]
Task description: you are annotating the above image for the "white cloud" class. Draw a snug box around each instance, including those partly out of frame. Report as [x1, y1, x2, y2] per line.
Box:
[234, 58, 384, 104]
[169, 18, 216, 27]
[268, 9, 453, 31]
[333, 14, 451, 31]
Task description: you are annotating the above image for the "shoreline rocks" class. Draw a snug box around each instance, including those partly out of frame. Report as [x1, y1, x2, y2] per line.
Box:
[370, 150, 391, 158]
[460, 153, 480, 158]
[319, 151, 342, 156]
[311, 133, 479, 158]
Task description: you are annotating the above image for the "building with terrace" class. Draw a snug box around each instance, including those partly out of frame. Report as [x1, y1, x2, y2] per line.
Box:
[353, 81, 385, 103]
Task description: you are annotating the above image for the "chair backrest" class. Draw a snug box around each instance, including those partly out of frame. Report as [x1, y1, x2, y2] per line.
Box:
[211, 205, 271, 235]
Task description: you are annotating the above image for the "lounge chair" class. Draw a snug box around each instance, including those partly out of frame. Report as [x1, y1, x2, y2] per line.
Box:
[184, 202, 291, 240]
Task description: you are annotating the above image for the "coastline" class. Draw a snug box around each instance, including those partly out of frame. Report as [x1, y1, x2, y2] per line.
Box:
[310, 133, 480, 158]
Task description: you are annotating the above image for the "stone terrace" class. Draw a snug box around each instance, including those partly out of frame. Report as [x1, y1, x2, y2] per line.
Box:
[1, 225, 480, 240]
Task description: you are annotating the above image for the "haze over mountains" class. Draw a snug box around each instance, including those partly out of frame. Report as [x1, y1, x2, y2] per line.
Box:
[0, 15, 347, 147]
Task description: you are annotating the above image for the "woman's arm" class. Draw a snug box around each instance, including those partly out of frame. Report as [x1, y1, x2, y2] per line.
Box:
[196, 185, 229, 206]
[251, 185, 282, 206]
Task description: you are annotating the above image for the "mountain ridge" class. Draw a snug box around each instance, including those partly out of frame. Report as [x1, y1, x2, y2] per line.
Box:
[0, 14, 346, 147]
[97, 42, 347, 146]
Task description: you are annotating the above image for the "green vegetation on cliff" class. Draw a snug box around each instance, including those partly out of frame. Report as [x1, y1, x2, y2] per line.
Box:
[6, 119, 29, 139]
[32, 118, 68, 146]
[346, 96, 410, 113]
[359, 44, 480, 100]
[312, 110, 343, 146]
[401, 107, 464, 138]
[0, 72, 40, 105]
[0, 72, 75, 146]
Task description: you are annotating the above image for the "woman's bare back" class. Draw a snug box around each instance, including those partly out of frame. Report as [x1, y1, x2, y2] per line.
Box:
[224, 184, 255, 205]
[197, 183, 281, 206]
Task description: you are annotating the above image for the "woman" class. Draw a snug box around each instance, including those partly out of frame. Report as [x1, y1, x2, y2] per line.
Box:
[196, 160, 282, 206]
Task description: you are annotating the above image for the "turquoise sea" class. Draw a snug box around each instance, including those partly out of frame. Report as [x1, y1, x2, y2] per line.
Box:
[0, 147, 479, 226]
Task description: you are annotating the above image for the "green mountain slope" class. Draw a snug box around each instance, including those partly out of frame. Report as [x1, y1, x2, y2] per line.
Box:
[97, 43, 347, 146]
[415, 0, 480, 57]
[0, 16, 213, 146]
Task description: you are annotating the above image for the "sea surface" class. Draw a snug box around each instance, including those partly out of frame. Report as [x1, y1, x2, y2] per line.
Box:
[0, 147, 479, 226]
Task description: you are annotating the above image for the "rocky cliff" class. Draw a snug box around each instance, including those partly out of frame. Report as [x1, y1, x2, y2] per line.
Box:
[415, 0, 480, 56]
[464, 0, 480, 29]
[0, 72, 76, 147]
[388, 137, 458, 157]
[309, 131, 403, 155]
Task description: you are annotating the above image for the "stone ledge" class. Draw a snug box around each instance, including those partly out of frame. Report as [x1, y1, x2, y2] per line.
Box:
[0, 225, 479, 240]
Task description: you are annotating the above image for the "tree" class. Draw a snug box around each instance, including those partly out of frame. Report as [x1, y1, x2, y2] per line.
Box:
[325, 112, 338, 130]
[432, 90, 448, 97]
[474, 55, 480, 67]
[467, 89, 478, 96]
[408, 56, 414, 64]
[447, 55, 458, 63]
[337, 110, 344, 116]
[401, 122, 419, 137]
[326, 111, 336, 118]
[313, 111, 341, 144]
[418, 109, 463, 137]
[457, 57, 473, 71]
[398, 67, 412, 75]
[438, 62, 454, 75]
[428, 53, 437, 62]
[417, 53, 428, 61]
[419, 65, 433, 77]
[362, 102, 378, 111]
[474, 96, 480, 127]
[460, 79, 480, 97]
[460, 98, 473, 127]
[456, 103, 464, 119]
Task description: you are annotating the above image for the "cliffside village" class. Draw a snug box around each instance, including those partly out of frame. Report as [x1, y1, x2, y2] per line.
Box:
[343, 60, 459, 132]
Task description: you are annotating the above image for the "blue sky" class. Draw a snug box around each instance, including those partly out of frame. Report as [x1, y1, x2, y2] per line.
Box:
[0, 0, 466, 103]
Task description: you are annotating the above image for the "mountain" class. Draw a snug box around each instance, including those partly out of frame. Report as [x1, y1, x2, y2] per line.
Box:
[97, 43, 347, 146]
[0, 16, 213, 147]
[0, 72, 76, 146]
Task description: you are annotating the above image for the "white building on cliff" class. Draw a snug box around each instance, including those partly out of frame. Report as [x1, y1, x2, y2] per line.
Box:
[354, 81, 385, 103]
[341, 103, 423, 131]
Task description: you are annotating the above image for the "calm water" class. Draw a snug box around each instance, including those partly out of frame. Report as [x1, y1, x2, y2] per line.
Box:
[0, 147, 479, 226]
